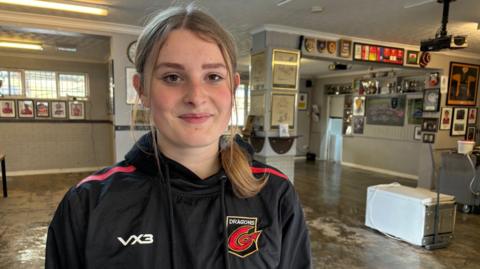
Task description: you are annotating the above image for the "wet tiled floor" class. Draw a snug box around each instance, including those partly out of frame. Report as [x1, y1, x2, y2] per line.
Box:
[0, 161, 479, 268]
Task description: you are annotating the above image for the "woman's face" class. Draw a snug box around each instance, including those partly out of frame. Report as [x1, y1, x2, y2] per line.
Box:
[145, 29, 237, 150]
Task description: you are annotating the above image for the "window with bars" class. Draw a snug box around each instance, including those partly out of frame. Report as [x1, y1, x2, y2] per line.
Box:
[0, 70, 23, 96]
[0, 69, 88, 99]
[230, 84, 249, 127]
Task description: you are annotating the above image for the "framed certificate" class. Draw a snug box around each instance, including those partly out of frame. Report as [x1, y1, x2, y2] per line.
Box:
[272, 49, 299, 90]
[271, 93, 295, 128]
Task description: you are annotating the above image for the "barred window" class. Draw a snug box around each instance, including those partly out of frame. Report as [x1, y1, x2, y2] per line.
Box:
[230, 84, 248, 127]
[25, 71, 57, 99]
[0, 70, 23, 96]
[59, 73, 87, 98]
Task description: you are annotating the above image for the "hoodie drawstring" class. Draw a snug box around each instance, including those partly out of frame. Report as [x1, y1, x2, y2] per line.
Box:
[220, 178, 230, 269]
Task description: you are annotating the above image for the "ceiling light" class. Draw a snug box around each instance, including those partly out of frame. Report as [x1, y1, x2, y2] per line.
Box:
[57, 46, 77, 52]
[0, 0, 108, 16]
[311, 6, 323, 13]
[0, 41, 43, 50]
[277, 0, 292, 7]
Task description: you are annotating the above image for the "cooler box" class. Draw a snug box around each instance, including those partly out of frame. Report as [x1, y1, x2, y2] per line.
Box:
[365, 183, 456, 246]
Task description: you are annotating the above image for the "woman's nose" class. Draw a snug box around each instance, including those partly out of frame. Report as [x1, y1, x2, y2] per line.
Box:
[183, 79, 207, 106]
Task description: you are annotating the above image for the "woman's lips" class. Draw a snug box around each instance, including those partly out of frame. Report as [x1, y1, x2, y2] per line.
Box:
[178, 113, 213, 124]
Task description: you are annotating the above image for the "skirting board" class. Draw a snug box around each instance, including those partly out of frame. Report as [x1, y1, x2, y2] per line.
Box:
[341, 162, 418, 180]
[1, 166, 103, 177]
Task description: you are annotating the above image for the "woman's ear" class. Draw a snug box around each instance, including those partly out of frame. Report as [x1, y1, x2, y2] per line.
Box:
[234, 72, 241, 89]
[133, 73, 150, 108]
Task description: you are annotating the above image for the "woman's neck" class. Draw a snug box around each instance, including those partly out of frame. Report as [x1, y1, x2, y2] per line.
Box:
[157, 139, 221, 180]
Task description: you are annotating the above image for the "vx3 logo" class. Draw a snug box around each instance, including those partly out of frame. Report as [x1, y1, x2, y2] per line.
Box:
[117, 234, 154, 246]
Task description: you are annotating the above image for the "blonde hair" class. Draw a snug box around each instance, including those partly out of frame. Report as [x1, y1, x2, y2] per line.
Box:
[132, 5, 267, 198]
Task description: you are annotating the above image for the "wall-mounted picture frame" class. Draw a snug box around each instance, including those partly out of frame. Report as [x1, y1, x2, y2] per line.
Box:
[250, 93, 265, 116]
[468, 108, 477, 124]
[69, 101, 85, 120]
[35, 101, 50, 118]
[339, 39, 352, 58]
[298, 93, 308, 110]
[52, 101, 67, 119]
[353, 42, 404, 65]
[17, 100, 34, 118]
[421, 118, 438, 132]
[446, 62, 479, 106]
[422, 133, 436, 144]
[406, 50, 420, 66]
[466, 126, 476, 141]
[272, 49, 299, 90]
[440, 107, 453, 130]
[250, 51, 266, 91]
[0, 99, 16, 118]
[414, 126, 422, 141]
[353, 96, 366, 116]
[271, 93, 295, 128]
[451, 107, 468, 136]
[423, 88, 440, 112]
[126, 67, 139, 105]
[353, 116, 364, 134]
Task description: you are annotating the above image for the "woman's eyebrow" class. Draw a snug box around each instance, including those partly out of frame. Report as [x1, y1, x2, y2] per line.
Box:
[154, 62, 184, 70]
[202, 63, 226, 69]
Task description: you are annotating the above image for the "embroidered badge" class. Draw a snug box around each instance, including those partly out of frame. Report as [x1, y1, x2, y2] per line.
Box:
[226, 216, 262, 258]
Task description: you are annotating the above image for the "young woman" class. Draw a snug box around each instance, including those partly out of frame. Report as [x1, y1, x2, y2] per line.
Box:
[46, 5, 311, 269]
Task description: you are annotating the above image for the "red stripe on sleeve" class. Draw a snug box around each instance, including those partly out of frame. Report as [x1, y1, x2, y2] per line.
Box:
[251, 167, 288, 180]
[77, 165, 136, 187]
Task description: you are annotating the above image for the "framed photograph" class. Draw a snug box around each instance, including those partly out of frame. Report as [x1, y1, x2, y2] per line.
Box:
[451, 107, 468, 136]
[126, 67, 139, 105]
[17, 100, 34, 118]
[353, 116, 364, 134]
[406, 50, 419, 65]
[468, 108, 477, 124]
[69, 101, 85, 120]
[423, 88, 440, 112]
[440, 107, 453, 130]
[339, 39, 352, 58]
[466, 126, 476, 141]
[421, 118, 438, 132]
[298, 93, 308, 110]
[407, 98, 423, 125]
[414, 126, 422, 141]
[51, 101, 67, 118]
[0, 100, 16, 118]
[272, 49, 299, 90]
[353, 96, 366, 116]
[271, 93, 295, 128]
[422, 133, 436, 144]
[365, 95, 406, 126]
[35, 101, 50, 118]
[447, 62, 479, 106]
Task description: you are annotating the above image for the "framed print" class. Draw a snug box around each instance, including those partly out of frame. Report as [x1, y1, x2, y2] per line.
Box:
[353, 96, 366, 116]
[353, 42, 404, 65]
[423, 88, 440, 112]
[35, 101, 50, 118]
[440, 107, 453, 130]
[298, 93, 308, 110]
[451, 107, 468, 136]
[272, 49, 299, 90]
[421, 118, 438, 132]
[126, 67, 139, 105]
[271, 94, 295, 128]
[0, 100, 16, 118]
[17, 100, 34, 118]
[250, 94, 265, 116]
[365, 95, 406, 126]
[353, 116, 364, 134]
[251, 52, 266, 90]
[52, 101, 67, 118]
[407, 98, 423, 125]
[466, 126, 476, 141]
[422, 133, 436, 144]
[414, 126, 422, 141]
[69, 101, 85, 120]
[447, 62, 479, 106]
[406, 50, 419, 65]
[468, 108, 477, 124]
[339, 39, 352, 58]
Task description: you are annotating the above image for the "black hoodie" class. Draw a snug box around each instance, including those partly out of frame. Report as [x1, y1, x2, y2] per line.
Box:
[45, 133, 311, 269]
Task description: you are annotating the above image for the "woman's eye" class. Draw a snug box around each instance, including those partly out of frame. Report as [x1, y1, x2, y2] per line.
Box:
[207, 74, 224, 82]
[162, 74, 182, 83]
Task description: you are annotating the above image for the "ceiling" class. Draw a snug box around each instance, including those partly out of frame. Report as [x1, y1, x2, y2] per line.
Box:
[0, 0, 479, 75]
